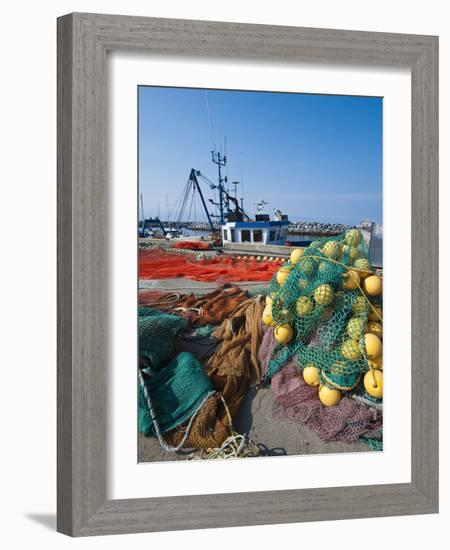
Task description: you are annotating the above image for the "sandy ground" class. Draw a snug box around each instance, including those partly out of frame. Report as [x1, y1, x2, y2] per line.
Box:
[139, 277, 270, 294]
[138, 385, 369, 463]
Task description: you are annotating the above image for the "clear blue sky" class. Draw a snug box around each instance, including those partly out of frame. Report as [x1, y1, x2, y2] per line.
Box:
[138, 86, 382, 225]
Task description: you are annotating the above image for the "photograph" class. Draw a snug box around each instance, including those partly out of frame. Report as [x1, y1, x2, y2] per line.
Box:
[137, 86, 384, 461]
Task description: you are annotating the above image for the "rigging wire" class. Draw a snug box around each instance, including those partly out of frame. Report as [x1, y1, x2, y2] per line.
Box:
[176, 178, 192, 226]
[205, 90, 214, 151]
[168, 180, 189, 223]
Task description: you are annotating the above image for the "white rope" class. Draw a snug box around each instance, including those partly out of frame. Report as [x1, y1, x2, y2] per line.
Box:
[190, 394, 260, 460]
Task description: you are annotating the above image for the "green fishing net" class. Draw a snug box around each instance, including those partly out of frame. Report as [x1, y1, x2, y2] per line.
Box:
[139, 307, 188, 371]
[139, 351, 213, 436]
[265, 229, 382, 390]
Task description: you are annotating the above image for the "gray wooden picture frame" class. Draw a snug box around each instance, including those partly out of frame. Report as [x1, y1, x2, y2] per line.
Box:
[57, 12, 439, 537]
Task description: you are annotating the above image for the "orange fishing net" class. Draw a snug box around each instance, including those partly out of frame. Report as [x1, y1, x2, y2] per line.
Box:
[171, 241, 212, 250]
[139, 285, 249, 326]
[165, 392, 230, 450]
[139, 249, 283, 283]
[206, 296, 265, 421]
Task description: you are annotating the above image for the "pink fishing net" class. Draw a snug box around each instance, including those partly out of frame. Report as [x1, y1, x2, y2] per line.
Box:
[258, 326, 382, 442]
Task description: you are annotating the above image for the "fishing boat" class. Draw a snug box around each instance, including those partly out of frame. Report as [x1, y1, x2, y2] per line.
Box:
[221, 203, 290, 246]
[140, 145, 382, 264]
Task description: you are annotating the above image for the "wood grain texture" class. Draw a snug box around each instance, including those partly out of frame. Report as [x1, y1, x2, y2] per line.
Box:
[57, 12, 439, 536]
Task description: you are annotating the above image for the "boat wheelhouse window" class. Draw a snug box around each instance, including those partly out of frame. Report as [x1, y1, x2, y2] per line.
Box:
[253, 229, 263, 242]
[230, 228, 235, 242]
[241, 229, 251, 242]
[269, 229, 276, 241]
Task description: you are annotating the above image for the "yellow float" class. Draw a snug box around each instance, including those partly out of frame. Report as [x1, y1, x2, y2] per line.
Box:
[274, 324, 294, 344]
[352, 295, 368, 314]
[300, 257, 316, 277]
[290, 248, 305, 264]
[342, 244, 359, 262]
[347, 317, 365, 341]
[319, 385, 342, 407]
[345, 229, 362, 247]
[265, 295, 273, 306]
[363, 274, 382, 296]
[262, 305, 274, 326]
[322, 240, 342, 260]
[276, 266, 291, 286]
[303, 364, 320, 386]
[296, 295, 313, 316]
[353, 258, 371, 278]
[342, 270, 360, 290]
[341, 339, 362, 360]
[314, 284, 334, 306]
[364, 369, 383, 398]
[362, 333, 382, 359]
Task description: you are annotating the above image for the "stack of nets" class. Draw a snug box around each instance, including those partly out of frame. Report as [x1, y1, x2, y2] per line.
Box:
[139, 248, 282, 283]
[258, 326, 382, 441]
[138, 308, 231, 450]
[139, 307, 188, 370]
[265, 229, 382, 394]
[206, 296, 265, 421]
[139, 351, 214, 437]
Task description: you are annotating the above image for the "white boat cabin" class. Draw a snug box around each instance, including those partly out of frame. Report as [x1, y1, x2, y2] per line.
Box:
[221, 220, 290, 246]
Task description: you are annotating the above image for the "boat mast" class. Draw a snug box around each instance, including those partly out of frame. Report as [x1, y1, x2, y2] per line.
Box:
[211, 145, 227, 224]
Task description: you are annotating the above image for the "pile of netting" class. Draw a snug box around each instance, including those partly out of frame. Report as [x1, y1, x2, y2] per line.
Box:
[139, 248, 283, 283]
[258, 325, 382, 441]
[262, 229, 383, 408]
[171, 240, 212, 250]
[138, 307, 227, 451]
[138, 301, 264, 455]
[139, 285, 250, 326]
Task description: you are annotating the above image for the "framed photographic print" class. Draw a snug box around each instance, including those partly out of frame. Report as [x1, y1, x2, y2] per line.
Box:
[57, 13, 438, 536]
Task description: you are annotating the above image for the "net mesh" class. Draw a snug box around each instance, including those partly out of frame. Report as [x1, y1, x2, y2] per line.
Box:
[272, 362, 382, 442]
[164, 392, 230, 449]
[264, 230, 382, 392]
[139, 307, 188, 371]
[139, 248, 283, 283]
[171, 240, 212, 250]
[258, 329, 382, 441]
[139, 351, 213, 436]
